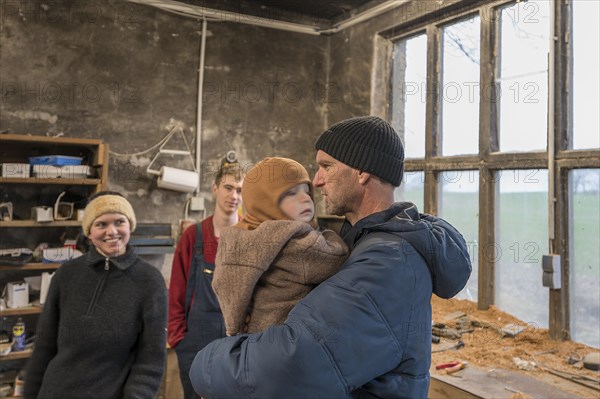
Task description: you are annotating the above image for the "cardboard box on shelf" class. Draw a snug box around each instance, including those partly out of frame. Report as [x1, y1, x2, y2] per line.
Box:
[1, 163, 30, 178]
[6, 282, 29, 309]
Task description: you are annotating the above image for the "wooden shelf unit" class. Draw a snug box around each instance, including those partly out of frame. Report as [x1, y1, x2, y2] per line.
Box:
[0, 134, 108, 367]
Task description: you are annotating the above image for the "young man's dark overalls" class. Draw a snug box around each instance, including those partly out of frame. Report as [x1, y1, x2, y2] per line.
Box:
[174, 224, 225, 399]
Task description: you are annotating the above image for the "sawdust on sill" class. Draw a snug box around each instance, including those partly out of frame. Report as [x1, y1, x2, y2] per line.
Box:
[431, 296, 600, 398]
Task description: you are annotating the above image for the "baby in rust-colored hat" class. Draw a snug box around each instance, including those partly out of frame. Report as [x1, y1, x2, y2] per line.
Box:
[213, 157, 349, 335]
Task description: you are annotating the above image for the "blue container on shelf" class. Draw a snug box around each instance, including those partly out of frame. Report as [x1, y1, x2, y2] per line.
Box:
[28, 155, 83, 166]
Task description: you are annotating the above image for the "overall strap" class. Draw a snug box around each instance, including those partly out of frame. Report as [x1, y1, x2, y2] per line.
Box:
[184, 223, 203, 322]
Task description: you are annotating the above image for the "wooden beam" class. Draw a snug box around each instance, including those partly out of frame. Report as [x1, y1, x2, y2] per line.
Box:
[548, 0, 572, 341]
[424, 24, 441, 215]
[476, 3, 499, 310]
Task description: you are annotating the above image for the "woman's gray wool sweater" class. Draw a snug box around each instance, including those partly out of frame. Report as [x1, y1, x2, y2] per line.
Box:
[24, 245, 167, 399]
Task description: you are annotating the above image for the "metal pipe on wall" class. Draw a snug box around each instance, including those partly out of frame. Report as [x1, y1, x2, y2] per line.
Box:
[125, 0, 411, 35]
[195, 18, 207, 195]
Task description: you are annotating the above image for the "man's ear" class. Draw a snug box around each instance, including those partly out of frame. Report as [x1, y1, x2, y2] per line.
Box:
[357, 170, 371, 185]
[212, 182, 218, 195]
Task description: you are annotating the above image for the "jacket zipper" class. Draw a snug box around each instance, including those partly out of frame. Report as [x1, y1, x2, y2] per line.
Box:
[85, 257, 110, 315]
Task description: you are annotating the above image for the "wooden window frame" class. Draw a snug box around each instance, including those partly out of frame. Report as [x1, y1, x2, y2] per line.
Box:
[379, 0, 600, 340]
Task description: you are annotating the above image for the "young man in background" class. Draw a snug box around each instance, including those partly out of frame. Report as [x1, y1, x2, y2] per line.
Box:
[168, 161, 242, 399]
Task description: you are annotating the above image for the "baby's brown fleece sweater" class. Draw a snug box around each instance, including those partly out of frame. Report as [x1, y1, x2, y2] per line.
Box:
[213, 220, 348, 335]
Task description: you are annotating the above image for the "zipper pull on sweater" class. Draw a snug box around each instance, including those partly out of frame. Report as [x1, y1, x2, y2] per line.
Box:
[104, 257, 110, 271]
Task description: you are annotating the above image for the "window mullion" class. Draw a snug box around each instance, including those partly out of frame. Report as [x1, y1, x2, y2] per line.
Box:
[477, 4, 498, 310]
[424, 25, 441, 215]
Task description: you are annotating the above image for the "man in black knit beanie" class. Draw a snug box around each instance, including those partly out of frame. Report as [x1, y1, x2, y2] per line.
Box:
[190, 116, 472, 399]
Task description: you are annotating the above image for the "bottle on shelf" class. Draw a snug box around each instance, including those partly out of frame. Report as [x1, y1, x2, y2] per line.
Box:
[12, 318, 26, 352]
[13, 369, 25, 397]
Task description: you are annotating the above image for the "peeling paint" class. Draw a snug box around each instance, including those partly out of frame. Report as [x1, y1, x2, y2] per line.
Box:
[7, 111, 58, 124]
[151, 191, 165, 206]
[202, 125, 220, 141]
[165, 118, 187, 132]
[204, 65, 231, 72]
[2, 2, 327, 230]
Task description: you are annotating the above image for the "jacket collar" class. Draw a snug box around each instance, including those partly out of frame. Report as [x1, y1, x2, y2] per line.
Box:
[339, 202, 419, 248]
[85, 245, 138, 271]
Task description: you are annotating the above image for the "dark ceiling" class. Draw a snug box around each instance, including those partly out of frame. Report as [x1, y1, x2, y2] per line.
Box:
[179, 0, 385, 26]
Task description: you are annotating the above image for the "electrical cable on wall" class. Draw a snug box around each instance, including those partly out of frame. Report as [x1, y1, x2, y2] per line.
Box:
[109, 130, 176, 157]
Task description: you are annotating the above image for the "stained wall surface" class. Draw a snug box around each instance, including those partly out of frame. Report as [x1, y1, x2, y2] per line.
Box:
[1, 0, 446, 227]
[0, 0, 330, 226]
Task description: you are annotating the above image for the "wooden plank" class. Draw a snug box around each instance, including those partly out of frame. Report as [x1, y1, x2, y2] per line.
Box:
[97, 142, 109, 191]
[0, 221, 80, 227]
[404, 160, 426, 171]
[476, 4, 498, 311]
[429, 377, 480, 399]
[431, 366, 584, 399]
[549, 166, 570, 340]
[0, 134, 103, 146]
[487, 151, 547, 163]
[556, 0, 571, 153]
[423, 157, 481, 171]
[424, 24, 440, 216]
[0, 349, 32, 361]
[478, 167, 495, 310]
[479, 3, 499, 157]
[556, 156, 600, 169]
[0, 177, 101, 185]
[1, 307, 42, 316]
[547, 0, 570, 342]
[556, 149, 600, 160]
[0, 263, 61, 271]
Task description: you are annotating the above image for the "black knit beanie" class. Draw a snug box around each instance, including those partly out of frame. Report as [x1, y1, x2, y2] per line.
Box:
[315, 116, 404, 187]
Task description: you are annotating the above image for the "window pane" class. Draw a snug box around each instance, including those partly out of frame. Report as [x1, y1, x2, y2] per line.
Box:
[495, 169, 548, 327]
[439, 170, 479, 301]
[395, 171, 424, 211]
[499, 1, 550, 152]
[573, 1, 600, 149]
[569, 169, 600, 348]
[391, 34, 427, 158]
[441, 17, 480, 156]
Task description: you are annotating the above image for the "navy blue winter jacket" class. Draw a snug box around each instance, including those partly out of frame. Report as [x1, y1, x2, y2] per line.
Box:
[190, 202, 472, 398]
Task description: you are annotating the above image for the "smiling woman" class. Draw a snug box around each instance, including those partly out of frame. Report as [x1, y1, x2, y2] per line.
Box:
[24, 191, 168, 399]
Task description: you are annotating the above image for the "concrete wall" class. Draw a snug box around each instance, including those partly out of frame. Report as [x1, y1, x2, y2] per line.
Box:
[0, 0, 461, 229]
[0, 0, 328, 228]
